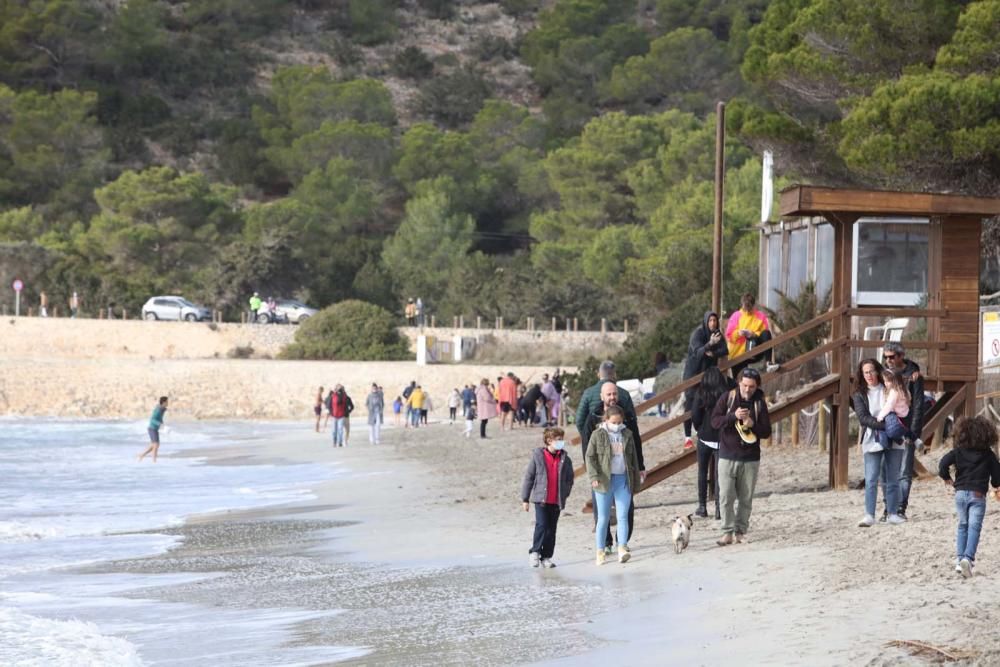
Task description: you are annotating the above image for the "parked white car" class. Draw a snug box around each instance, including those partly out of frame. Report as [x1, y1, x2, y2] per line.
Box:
[257, 299, 317, 324]
[142, 296, 212, 322]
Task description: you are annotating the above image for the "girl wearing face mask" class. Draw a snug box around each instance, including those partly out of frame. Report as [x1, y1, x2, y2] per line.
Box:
[520, 427, 575, 568]
[586, 405, 641, 565]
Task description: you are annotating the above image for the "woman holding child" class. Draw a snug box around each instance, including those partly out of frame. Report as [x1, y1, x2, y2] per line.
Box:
[586, 405, 641, 565]
[851, 358, 906, 527]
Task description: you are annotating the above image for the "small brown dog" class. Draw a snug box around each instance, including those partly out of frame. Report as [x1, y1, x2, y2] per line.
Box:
[671, 514, 693, 554]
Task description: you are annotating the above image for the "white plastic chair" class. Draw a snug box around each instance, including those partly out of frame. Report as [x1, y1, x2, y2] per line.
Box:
[862, 317, 909, 360]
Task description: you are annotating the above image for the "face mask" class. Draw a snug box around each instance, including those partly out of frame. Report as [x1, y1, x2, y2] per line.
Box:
[551, 440, 565, 451]
[606, 422, 623, 433]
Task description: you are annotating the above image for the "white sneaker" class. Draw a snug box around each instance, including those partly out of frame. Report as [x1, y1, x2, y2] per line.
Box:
[541, 558, 556, 568]
[955, 559, 963, 574]
[959, 558, 974, 578]
[529, 552, 540, 568]
[858, 515, 875, 527]
[765, 362, 781, 373]
[887, 514, 906, 525]
[914, 438, 925, 453]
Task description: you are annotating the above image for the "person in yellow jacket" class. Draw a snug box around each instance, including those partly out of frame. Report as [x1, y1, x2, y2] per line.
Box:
[406, 385, 426, 428]
[725, 293, 775, 378]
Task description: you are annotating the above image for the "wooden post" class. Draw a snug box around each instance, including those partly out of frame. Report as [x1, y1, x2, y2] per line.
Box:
[624, 319, 629, 334]
[453, 316, 458, 328]
[565, 318, 570, 332]
[711, 101, 725, 315]
[476, 315, 482, 329]
[430, 315, 435, 328]
[552, 317, 556, 331]
[122, 309, 128, 320]
[601, 318, 607, 334]
[499, 316, 503, 329]
[829, 217, 855, 490]
[459, 315, 464, 328]
[573, 317, 578, 332]
[28, 307, 34, 317]
[791, 411, 800, 447]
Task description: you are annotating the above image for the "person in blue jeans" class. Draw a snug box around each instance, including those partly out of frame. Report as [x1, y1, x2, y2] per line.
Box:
[851, 359, 905, 527]
[938, 416, 1000, 578]
[586, 405, 641, 565]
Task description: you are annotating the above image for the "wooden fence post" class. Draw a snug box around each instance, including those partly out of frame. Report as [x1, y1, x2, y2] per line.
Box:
[459, 315, 464, 328]
[476, 316, 482, 329]
[551, 317, 556, 331]
[601, 318, 607, 334]
[573, 317, 578, 332]
[791, 412, 800, 447]
[430, 315, 435, 328]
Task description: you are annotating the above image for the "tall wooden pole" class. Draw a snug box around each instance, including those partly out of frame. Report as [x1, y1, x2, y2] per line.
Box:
[712, 101, 726, 314]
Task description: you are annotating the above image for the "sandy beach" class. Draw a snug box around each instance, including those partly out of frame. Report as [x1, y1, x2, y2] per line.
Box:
[63, 414, 1000, 665]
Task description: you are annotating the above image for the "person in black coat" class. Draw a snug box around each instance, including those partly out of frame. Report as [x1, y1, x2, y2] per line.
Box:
[683, 311, 729, 447]
[690, 366, 734, 519]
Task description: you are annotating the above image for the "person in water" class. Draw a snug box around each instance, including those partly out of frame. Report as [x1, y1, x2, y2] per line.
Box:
[138, 396, 169, 463]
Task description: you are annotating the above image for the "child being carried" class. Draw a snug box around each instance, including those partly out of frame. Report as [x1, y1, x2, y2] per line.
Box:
[875, 370, 918, 449]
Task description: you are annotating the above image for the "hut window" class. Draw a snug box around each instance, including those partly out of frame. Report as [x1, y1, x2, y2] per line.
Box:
[854, 218, 929, 306]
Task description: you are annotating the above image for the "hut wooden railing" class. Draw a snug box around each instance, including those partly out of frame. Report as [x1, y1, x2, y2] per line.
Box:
[571, 306, 963, 499]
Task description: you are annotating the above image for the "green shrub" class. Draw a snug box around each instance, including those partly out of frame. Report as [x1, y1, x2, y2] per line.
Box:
[391, 46, 435, 79]
[280, 299, 411, 360]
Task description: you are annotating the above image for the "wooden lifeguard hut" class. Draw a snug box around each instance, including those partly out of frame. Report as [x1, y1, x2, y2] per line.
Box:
[589, 185, 1000, 494]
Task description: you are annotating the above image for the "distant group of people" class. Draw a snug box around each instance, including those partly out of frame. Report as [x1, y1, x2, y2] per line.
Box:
[247, 292, 278, 323]
[404, 298, 424, 327]
[468, 371, 565, 439]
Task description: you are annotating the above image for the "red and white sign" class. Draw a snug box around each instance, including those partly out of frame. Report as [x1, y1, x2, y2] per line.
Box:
[12, 279, 23, 292]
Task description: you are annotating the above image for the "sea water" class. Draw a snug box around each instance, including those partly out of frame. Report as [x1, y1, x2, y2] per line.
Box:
[0, 418, 362, 665]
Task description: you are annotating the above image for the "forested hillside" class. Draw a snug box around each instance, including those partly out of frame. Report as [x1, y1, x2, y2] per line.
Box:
[3, 0, 1000, 361]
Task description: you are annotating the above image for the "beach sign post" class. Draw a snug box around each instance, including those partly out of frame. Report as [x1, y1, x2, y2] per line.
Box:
[12, 278, 22, 317]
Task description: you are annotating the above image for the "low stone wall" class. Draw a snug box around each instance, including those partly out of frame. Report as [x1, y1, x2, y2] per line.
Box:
[0, 358, 564, 420]
[0, 318, 296, 359]
[398, 326, 628, 362]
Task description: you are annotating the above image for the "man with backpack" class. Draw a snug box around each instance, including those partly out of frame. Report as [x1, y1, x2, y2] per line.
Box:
[711, 368, 772, 546]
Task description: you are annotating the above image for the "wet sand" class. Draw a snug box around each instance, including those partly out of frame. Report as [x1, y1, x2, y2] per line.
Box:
[93, 418, 1000, 665]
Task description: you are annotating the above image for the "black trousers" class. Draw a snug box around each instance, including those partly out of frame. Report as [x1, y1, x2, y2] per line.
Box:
[683, 389, 694, 437]
[697, 440, 720, 510]
[449, 407, 457, 421]
[480, 419, 488, 438]
[524, 402, 537, 425]
[530, 503, 561, 558]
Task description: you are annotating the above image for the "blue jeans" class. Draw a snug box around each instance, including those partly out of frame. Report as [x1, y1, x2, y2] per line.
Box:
[955, 490, 987, 563]
[865, 448, 902, 517]
[410, 408, 421, 427]
[594, 474, 631, 551]
[332, 417, 346, 446]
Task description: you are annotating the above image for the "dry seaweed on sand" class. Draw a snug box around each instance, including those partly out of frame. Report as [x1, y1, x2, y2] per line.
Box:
[884, 639, 975, 663]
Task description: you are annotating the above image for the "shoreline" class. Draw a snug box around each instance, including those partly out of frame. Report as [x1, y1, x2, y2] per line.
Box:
[19, 416, 1000, 664]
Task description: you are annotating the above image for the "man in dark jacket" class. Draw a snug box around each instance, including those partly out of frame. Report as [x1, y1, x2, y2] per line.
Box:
[710, 368, 771, 546]
[882, 341, 926, 519]
[682, 311, 729, 448]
